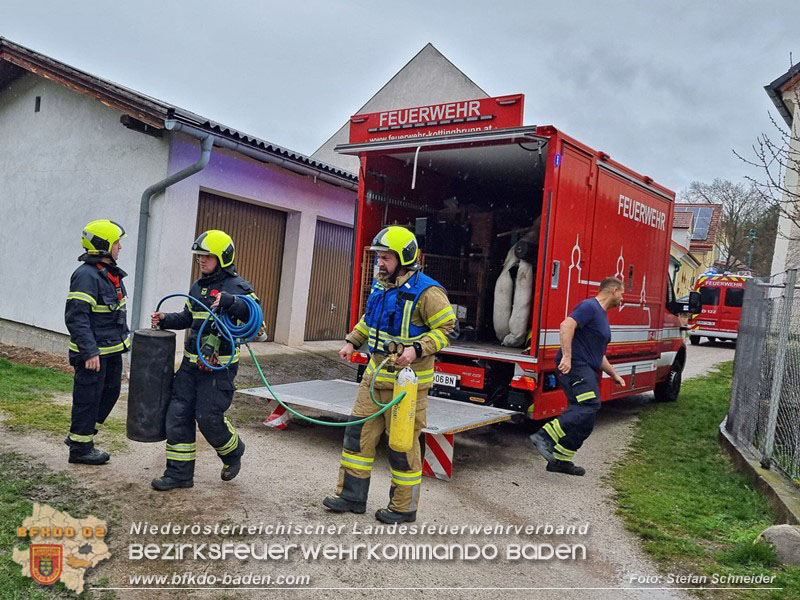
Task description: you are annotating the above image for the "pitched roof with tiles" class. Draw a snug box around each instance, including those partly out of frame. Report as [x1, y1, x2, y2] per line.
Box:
[674, 203, 723, 252]
[673, 211, 694, 229]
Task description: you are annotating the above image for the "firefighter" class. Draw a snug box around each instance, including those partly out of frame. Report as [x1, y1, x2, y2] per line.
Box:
[65, 219, 129, 465]
[529, 277, 626, 475]
[323, 226, 456, 523]
[149, 230, 260, 491]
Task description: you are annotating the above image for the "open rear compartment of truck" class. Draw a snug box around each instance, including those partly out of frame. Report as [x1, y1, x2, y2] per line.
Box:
[343, 127, 551, 413]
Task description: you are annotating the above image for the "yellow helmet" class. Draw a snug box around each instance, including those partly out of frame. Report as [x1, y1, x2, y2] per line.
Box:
[370, 226, 419, 267]
[81, 220, 125, 255]
[191, 230, 235, 268]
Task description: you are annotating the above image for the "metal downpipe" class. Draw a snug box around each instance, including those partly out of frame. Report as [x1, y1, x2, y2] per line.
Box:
[164, 120, 358, 191]
[130, 133, 214, 333]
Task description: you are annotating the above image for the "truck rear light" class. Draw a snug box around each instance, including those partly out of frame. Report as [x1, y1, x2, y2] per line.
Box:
[350, 352, 369, 364]
[598, 151, 610, 161]
[511, 375, 537, 391]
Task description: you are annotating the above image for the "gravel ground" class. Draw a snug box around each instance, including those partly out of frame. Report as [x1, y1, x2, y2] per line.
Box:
[2, 339, 736, 599]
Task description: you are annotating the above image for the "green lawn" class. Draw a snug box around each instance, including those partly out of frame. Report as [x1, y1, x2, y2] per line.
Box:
[0, 453, 115, 599]
[0, 358, 127, 451]
[610, 362, 800, 599]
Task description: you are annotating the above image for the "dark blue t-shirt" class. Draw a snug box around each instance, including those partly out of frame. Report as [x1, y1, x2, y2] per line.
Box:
[556, 298, 612, 370]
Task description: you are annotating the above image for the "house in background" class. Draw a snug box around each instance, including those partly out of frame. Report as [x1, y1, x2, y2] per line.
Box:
[0, 37, 357, 353]
[670, 242, 701, 298]
[670, 211, 701, 297]
[766, 61, 800, 278]
[673, 203, 723, 277]
[0, 38, 492, 353]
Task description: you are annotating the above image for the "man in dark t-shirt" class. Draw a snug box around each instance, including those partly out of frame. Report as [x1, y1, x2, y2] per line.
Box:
[529, 277, 626, 475]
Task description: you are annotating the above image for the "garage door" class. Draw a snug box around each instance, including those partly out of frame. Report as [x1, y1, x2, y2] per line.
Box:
[195, 191, 286, 339]
[305, 220, 354, 341]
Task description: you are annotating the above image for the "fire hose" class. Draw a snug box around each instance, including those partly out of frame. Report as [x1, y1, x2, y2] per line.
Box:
[150, 294, 408, 428]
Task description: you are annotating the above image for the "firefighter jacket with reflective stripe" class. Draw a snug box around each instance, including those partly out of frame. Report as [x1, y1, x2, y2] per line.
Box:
[160, 268, 259, 364]
[65, 258, 130, 360]
[346, 270, 456, 390]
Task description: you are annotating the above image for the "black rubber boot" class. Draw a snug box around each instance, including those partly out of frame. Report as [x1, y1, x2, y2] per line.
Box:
[65, 437, 109, 465]
[68, 448, 110, 465]
[528, 430, 556, 464]
[375, 508, 416, 524]
[546, 460, 586, 476]
[322, 495, 366, 514]
[221, 440, 245, 481]
[151, 476, 194, 491]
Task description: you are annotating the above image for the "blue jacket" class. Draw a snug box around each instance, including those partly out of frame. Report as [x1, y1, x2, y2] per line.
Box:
[363, 270, 442, 353]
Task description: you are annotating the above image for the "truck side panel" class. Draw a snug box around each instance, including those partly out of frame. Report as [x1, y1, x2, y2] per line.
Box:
[587, 164, 672, 396]
[530, 140, 596, 418]
[537, 141, 596, 365]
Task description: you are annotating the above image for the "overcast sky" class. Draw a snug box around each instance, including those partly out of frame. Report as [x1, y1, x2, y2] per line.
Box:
[3, 0, 798, 193]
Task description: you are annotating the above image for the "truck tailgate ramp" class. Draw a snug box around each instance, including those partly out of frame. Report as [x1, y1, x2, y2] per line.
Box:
[238, 379, 520, 480]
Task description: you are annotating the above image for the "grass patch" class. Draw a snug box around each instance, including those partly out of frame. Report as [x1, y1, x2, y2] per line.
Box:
[0, 358, 127, 452]
[0, 452, 115, 599]
[610, 362, 800, 599]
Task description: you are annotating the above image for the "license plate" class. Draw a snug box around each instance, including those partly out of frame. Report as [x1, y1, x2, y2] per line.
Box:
[697, 320, 716, 326]
[434, 373, 459, 388]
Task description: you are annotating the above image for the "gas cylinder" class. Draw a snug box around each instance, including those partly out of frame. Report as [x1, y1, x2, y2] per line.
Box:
[126, 329, 175, 442]
[388, 367, 418, 453]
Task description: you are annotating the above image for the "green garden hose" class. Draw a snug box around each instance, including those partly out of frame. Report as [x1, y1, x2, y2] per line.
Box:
[245, 344, 405, 427]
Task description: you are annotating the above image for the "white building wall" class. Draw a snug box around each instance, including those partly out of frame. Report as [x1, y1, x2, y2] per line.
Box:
[0, 73, 169, 336]
[144, 134, 356, 346]
[770, 89, 800, 278]
[671, 228, 691, 249]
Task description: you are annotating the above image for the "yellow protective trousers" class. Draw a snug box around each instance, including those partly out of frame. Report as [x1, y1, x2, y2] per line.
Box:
[336, 383, 427, 514]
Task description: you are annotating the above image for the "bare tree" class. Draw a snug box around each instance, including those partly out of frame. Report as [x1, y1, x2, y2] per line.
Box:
[735, 87, 800, 241]
[679, 179, 771, 271]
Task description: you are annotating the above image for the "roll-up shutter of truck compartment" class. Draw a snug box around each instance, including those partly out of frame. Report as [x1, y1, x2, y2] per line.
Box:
[334, 126, 548, 155]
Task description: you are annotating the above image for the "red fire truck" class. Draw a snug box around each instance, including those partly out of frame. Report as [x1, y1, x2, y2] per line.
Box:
[337, 94, 701, 418]
[688, 274, 748, 345]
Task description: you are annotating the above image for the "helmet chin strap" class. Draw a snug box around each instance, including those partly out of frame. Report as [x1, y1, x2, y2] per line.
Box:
[387, 251, 404, 282]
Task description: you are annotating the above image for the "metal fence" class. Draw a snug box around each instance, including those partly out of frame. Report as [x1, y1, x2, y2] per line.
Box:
[728, 269, 800, 485]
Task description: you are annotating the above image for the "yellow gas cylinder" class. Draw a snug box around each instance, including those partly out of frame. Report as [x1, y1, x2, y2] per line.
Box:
[389, 367, 418, 453]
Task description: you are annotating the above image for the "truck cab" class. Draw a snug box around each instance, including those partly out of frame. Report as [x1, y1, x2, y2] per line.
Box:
[688, 274, 748, 344]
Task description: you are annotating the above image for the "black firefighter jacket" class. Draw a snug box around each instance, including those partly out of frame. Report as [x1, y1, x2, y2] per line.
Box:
[65, 257, 130, 360]
[160, 268, 259, 365]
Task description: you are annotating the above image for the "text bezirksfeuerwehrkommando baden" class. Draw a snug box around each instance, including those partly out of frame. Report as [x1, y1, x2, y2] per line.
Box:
[128, 521, 591, 562]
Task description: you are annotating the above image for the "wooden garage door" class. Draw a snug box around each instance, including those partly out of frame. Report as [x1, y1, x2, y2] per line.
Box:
[194, 192, 286, 339]
[305, 220, 354, 341]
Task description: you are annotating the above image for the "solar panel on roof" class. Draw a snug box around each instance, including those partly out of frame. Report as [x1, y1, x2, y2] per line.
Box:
[674, 206, 714, 240]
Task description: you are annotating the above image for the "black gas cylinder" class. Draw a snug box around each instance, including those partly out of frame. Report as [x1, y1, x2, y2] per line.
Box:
[127, 329, 175, 442]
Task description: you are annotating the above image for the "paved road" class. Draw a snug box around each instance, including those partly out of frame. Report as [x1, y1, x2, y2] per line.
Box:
[3, 341, 736, 599]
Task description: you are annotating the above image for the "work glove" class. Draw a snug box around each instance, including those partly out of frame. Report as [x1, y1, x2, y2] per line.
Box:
[215, 291, 235, 311]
